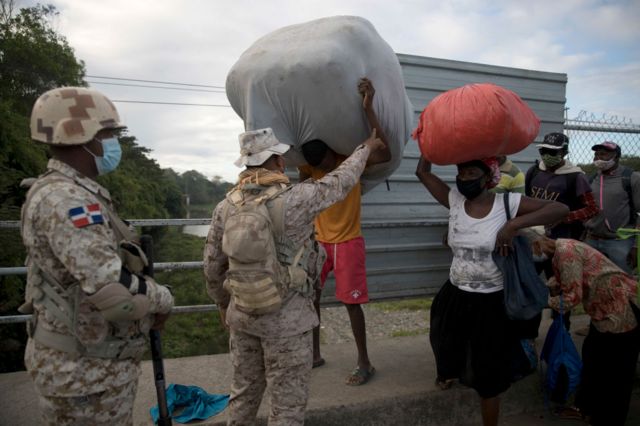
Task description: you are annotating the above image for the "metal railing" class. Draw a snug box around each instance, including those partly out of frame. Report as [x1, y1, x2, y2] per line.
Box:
[0, 217, 448, 324]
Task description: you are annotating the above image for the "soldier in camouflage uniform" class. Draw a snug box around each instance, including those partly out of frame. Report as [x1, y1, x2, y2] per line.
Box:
[20, 87, 174, 425]
[204, 127, 384, 425]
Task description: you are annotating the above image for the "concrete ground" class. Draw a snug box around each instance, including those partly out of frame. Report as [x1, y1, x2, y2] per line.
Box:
[1, 314, 638, 425]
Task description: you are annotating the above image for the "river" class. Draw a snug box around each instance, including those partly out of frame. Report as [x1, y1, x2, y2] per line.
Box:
[182, 225, 209, 238]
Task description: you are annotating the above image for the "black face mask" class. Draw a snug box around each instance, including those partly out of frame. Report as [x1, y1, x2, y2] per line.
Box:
[456, 176, 486, 200]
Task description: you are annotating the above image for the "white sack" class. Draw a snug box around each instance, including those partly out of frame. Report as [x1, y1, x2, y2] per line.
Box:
[226, 16, 414, 191]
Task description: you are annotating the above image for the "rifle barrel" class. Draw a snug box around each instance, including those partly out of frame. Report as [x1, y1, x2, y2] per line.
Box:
[140, 235, 172, 426]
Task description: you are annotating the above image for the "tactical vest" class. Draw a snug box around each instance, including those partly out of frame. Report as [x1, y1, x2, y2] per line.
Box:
[221, 183, 325, 314]
[20, 171, 148, 360]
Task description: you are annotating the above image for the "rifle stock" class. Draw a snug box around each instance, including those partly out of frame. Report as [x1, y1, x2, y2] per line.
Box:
[140, 235, 172, 426]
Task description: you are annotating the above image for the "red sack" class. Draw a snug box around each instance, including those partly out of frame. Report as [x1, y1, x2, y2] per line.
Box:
[412, 83, 540, 165]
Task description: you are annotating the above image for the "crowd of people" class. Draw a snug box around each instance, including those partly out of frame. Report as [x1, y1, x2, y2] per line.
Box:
[17, 81, 639, 426]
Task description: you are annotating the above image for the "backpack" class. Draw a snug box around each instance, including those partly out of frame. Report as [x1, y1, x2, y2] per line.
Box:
[588, 166, 636, 224]
[221, 183, 308, 315]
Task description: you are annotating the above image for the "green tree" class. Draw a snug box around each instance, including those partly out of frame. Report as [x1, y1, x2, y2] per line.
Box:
[0, 1, 230, 372]
[98, 135, 186, 220]
[0, 1, 86, 372]
[0, 1, 86, 219]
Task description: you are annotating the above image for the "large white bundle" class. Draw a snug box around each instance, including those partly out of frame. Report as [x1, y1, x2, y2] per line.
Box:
[226, 16, 413, 191]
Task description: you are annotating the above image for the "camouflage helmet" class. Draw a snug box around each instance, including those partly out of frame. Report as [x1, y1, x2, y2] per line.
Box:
[30, 87, 125, 145]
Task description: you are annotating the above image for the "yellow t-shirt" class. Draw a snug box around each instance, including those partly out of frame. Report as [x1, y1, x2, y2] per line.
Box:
[299, 157, 362, 243]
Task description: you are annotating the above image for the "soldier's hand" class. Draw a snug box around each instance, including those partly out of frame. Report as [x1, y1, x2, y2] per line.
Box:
[363, 129, 384, 153]
[151, 312, 171, 331]
[358, 77, 375, 111]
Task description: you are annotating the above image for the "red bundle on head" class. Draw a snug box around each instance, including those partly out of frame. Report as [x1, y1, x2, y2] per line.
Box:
[412, 83, 540, 165]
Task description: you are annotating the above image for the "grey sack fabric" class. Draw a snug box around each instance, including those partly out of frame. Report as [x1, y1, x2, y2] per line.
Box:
[226, 15, 413, 192]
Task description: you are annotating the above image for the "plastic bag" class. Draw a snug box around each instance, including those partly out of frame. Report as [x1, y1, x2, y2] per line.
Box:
[540, 313, 582, 403]
[412, 83, 540, 165]
[226, 16, 414, 191]
[493, 193, 549, 320]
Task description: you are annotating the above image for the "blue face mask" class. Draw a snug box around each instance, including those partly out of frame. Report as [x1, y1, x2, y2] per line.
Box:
[85, 137, 122, 175]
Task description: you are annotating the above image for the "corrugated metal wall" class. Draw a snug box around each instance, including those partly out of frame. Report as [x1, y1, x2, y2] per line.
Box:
[320, 54, 567, 303]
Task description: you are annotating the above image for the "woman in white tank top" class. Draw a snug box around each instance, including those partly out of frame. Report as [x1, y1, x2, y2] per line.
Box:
[416, 156, 568, 426]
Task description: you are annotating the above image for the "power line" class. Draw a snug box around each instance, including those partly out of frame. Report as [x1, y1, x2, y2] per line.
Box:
[87, 80, 225, 93]
[86, 74, 225, 90]
[111, 99, 232, 107]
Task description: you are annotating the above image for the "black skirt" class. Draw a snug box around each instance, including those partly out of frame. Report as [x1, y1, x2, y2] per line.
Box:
[429, 280, 514, 398]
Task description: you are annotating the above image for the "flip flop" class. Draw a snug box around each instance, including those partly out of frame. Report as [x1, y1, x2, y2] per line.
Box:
[345, 365, 375, 386]
[312, 358, 325, 369]
[435, 378, 455, 390]
[553, 406, 584, 420]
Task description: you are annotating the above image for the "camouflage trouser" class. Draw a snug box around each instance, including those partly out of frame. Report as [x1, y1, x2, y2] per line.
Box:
[37, 379, 137, 425]
[228, 329, 313, 425]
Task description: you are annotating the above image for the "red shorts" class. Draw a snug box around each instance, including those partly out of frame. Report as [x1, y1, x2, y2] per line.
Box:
[319, 236, 368, 304]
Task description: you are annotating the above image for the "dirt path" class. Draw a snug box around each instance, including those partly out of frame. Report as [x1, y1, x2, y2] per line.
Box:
[318, 303, 429, 344]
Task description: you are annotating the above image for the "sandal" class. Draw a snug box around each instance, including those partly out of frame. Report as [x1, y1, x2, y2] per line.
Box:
[553, 406, 584, 420]
[345, 365, 376, 386]
[435, 378, 455, 390]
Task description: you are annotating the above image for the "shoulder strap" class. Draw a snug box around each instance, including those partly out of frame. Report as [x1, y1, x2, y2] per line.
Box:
[503, 192, 512, 221]
[621, 166, 635, 219]
[21, 171, 68, 227]
[265, 184, 292, 238]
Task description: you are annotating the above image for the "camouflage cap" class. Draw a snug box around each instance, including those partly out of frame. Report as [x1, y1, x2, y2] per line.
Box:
[30, 87, 126, 145]
[234, 128, 290, 167]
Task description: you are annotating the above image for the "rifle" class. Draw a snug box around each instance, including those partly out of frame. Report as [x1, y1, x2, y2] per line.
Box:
[140, 234, 172, 426]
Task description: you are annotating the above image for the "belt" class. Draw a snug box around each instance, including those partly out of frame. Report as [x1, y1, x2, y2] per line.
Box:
[32, 324, 146, 360]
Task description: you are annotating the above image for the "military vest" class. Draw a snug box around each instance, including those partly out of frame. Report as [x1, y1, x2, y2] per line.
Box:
[20, 170, 148, 360]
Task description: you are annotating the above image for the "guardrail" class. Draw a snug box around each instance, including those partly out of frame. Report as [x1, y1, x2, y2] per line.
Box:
[1, 217, 449, 325]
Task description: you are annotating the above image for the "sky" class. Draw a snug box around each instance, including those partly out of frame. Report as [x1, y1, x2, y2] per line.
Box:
[25, 0, 640, 182]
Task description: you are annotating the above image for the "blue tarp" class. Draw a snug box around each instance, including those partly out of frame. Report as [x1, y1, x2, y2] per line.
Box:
[150, 384, 229, 424]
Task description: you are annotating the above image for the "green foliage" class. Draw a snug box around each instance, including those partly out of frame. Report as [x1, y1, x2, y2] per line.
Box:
[371, 297, 433, 312]
[0, 1, 234, 371]
[0, 3, 86, 115]
[98, 136, 186, 220]
[0, 3, 85, 217]
[154, 312, 228, 359]
[171, 170, 232, 216]
[188, 203, 215, 219]
[0, 228, 27, 373]
[151, 229, 229, 358]
[0, 1, 85, 372]
[391, 328, 429, 338]
[621, 156, 640, 171]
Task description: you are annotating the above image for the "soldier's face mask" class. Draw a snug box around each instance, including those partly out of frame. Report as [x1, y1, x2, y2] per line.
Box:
[84, 137, 122, 175]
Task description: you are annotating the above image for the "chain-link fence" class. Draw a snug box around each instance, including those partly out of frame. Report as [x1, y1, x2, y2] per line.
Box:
[565, 111, 640, 167]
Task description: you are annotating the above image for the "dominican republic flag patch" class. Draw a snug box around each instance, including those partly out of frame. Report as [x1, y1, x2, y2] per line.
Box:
[68, 204, 104, 228]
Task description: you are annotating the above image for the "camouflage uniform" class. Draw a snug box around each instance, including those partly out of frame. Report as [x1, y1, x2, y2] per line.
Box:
[21, 158, 174, 425]
[204, 144, 371, 425]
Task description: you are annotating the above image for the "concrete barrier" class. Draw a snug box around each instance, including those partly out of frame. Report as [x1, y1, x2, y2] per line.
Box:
[2, 314, 638, 425]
